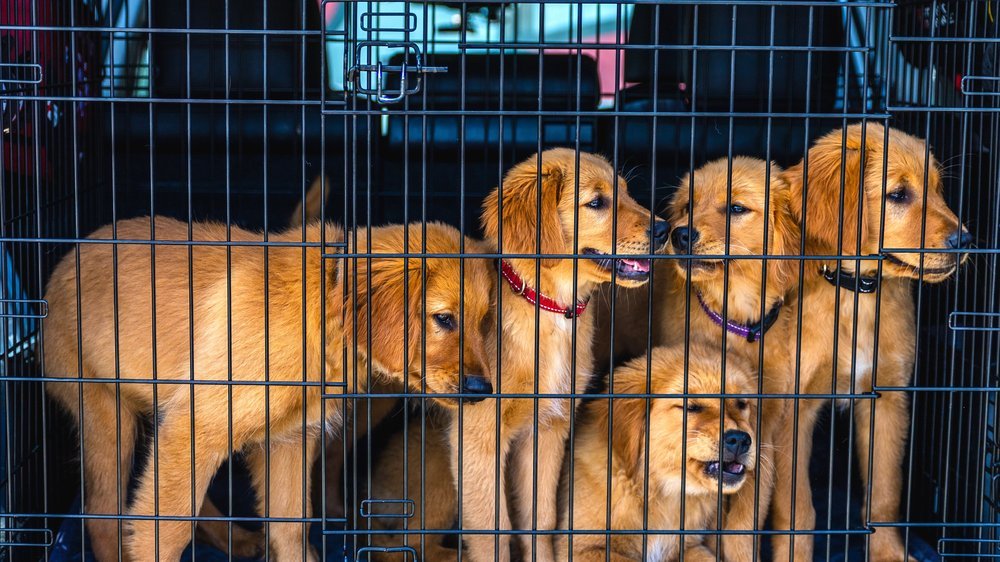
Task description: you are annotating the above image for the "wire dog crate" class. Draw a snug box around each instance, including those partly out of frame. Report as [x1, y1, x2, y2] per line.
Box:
[0, 0, 998, 561]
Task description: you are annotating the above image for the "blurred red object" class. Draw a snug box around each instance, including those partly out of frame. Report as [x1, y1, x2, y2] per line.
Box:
[2, 0, 99, 180]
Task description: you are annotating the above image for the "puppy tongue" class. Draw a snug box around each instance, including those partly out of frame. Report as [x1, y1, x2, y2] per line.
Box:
[621, 258, 650, 273]
[724, 462, 745, 475]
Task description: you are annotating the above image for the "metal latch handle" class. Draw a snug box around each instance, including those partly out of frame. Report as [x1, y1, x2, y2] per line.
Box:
[346, 41, 447, 104]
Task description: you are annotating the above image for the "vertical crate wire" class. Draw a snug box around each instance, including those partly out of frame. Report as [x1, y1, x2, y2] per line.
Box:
[0, 0, 998, 561]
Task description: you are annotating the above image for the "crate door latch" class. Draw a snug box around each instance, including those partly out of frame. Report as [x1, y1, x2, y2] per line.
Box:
[346, 41, 447, 104]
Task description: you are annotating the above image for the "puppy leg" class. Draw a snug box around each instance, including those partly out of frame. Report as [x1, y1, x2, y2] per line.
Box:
[567, 532, 657, 562]
[326, 382, 402, 518]
[76, 385, 137, 562]
[721, 455, 772, 562]
[511, 419, 568, 562]
[369, 415, 458, 562]
[195, 496, 265, 559]
[683, 542, 723, 562]
[369, 505, 458, 562]
[369, 527, 458, 562]
[573, 547, 639, 562]
[125, 408, 228, 561]
[247, 430, 320, 562]
[722, 398, 788, 562]
[449, 401, 511, 562]
[367, 508, 434, 562]
[854, 389, 917, 562]
[368, 544, 457, 562]
[770, 399, 821, 562]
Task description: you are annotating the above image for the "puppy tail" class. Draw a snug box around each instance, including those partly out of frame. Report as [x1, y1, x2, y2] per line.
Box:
[289, 174, 330, 227]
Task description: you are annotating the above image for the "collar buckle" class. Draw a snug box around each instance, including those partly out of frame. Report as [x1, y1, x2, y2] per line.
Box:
[820, 264, 879, 294]
[857, 276, 878, 293]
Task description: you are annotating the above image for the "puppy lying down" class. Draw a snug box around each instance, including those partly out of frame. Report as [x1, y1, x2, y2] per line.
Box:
[556, 344, 759, 562]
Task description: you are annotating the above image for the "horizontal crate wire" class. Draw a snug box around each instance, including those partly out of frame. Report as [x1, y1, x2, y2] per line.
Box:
[0, 0, 998, 561]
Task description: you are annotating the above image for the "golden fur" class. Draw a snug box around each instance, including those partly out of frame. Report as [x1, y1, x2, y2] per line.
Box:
[44, 217, 494, 561]
[289, 175, 330, 229]
[289, 178, 402, 524]
[366, 408, 459, 561]
[451, 148, 665, 561]
[770, 123, 970, 562]
[652, 156, 800, 561]
[556, 345, 757, 561]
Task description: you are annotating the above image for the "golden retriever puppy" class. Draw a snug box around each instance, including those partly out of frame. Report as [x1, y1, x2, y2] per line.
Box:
[449, 149, 667, 562]
[655, 156, 800, 561]
[771, 123, 971, 562]
[44, 217, 495, 561]
[556, 345, 757, 561]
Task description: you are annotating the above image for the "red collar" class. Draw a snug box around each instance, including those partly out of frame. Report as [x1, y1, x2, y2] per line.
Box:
[499, 260, 589, 318]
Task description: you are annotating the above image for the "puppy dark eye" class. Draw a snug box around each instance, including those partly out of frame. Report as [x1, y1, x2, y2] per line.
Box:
[736, 399, 749, 410]
[887, 187, 909, 203]
[433, 313, 456, 331]
[729, 204, 748, 215]
[685, 402, 703, 413]
[586, 196, 606, 210]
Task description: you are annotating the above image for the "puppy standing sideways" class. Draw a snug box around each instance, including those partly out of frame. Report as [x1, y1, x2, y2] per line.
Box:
[452, 149, 668, 561]
[769, 123, 971, 562]
[655, 157, 800, 561]
[44, 217, 495, 561]
[556, 345, 758, 561]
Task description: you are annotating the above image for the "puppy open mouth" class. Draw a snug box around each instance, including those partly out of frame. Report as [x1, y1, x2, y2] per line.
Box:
[884, 253, 958, 276]
[704, 460, 747, 486]
[582, 248, 651, 281]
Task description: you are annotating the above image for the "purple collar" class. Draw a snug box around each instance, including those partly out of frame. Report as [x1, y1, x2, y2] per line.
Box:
[696, 292, 784, 343]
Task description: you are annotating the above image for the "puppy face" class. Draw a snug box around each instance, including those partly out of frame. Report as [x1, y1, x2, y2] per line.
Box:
[343, 223, 494, 407]
[667, 157, 798, 290]
[788, 123, 970, 282]
[611, 346, 757, 496]
[481, 148, 668, 287]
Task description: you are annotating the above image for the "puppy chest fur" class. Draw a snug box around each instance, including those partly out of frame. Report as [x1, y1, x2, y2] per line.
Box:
[797, 277, 917, 398]
[499, 306, 595, 427]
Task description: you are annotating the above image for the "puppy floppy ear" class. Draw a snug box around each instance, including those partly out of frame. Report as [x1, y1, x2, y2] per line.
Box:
[766, 172, 802, 289]
[481, 153, 567, 266]
[341, 229, 423, 377]
[607, 371, 651, 480]
[786, 124, 877, 256]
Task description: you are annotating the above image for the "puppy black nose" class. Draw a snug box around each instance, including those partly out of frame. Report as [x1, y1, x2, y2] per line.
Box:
[670, 226, 699, 252]
[650, 220, 670, 248]
[946, 229, 973, 250]
[723, 430, 751, 458]
[462, 375, 492, 402]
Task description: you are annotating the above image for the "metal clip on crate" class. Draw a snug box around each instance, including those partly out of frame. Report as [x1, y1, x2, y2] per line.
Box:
[360, 498, 416, 519]
[347, 41, 447, 104]
[356, 545, 418, 562]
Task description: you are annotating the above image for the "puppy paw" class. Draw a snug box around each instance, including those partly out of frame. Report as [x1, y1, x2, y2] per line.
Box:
[720, 534, 757, 562]
[227, 527, 265, 559]
[869, 554, 919, 562]
[868, 531, 920, 562]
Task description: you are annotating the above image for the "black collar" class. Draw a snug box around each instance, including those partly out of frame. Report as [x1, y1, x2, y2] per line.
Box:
[819, 264, 879, 294]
